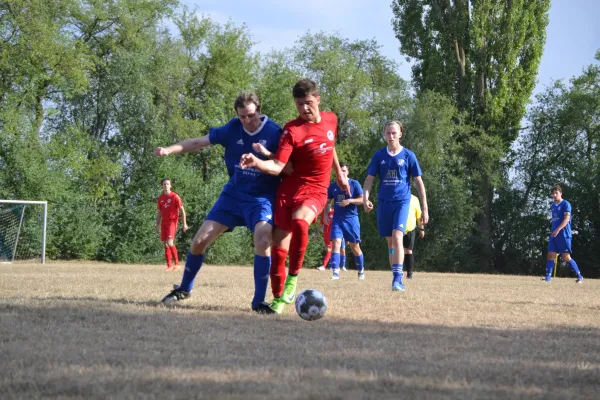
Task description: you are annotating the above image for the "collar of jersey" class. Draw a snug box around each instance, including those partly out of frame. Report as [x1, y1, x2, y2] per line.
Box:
[387, 146, 404, 157]
[243, 116, 269, 136]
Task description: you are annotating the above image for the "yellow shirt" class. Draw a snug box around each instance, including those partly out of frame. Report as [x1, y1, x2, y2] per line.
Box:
[405, 195, 422, 233]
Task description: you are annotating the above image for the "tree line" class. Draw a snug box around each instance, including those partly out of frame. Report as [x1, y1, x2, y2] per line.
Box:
[1, 1, 597, 277]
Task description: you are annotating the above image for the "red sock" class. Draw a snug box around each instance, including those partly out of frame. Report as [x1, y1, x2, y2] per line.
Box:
[289, 219, 309, 276]
[270, 246, 288, 298]
[322, 246, 332, 267]
[170, 245, 179, 265]
[164, 247, 172, 269]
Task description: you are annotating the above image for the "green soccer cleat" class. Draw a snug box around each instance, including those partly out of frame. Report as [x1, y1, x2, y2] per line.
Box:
[281, 275, 298, 304]
[270, 297, 286, 314]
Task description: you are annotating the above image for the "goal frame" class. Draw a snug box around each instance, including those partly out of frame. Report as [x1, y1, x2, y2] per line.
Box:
[0, 200, 47, 264]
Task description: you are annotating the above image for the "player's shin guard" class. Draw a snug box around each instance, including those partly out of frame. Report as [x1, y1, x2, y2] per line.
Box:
[170, 245, 179, 265]
[392, 264, 403, 283]
[568, 259, 582, 278]
[545, 260, 554, 281]
[252, 255, 271, 309]
[288, 219, 309, 276]
[356, 254, 364, 273]
[164, 247, 172, 269]
[180, 252, 204, 292]
[270, 246, 288, 298]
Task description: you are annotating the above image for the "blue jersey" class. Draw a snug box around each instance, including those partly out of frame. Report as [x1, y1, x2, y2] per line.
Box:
[328, 179, 363, 220]
[209, 116, 281, 201]
[366, 147, 422, 202]
[551, 200, 572, 238]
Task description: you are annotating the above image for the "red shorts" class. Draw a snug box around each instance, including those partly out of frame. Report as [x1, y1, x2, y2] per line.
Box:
[273, 193, 328, 233]
[160, 220, 177, 241]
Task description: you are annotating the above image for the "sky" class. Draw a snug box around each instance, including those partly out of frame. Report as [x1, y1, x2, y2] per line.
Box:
[180, 0, 599, 99]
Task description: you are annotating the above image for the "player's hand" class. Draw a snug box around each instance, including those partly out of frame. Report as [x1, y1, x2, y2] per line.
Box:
[337, 174, 351, 196]
[421, 209, 429, 225]
[252, 142, 271, 158]
[323, 214, 330, 225]
[338, 199, 350, 207]
[183, 224, 189, 232]
[240, 153, 258, 169]
[419, 229, 425, 239]
[153, 147, 170, 156]
[363, 200, 374, 212]
[552, 228, 560, 237]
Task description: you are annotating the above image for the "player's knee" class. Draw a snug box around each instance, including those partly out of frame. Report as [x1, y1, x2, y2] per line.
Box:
[254, 234, 271, 253]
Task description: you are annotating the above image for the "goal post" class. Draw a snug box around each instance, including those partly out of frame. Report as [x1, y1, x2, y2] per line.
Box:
[0, 200, 47, 264]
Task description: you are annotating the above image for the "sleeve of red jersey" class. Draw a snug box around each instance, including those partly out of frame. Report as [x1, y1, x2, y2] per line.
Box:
[273, 125, 295, 164]
[175, 194, 183, 208]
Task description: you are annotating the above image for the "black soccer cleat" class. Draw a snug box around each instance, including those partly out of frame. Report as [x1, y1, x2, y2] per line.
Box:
[252, 301, 277, 315]
[161, 288, 191, 306]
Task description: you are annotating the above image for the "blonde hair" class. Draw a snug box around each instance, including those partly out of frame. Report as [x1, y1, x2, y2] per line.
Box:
[384, 120, 404, 133]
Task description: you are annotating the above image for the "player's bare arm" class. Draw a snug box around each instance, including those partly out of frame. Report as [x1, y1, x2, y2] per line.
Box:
[332, 148, 350, 195]
[338, 197, 364, 207]
[155, 211, 161, 232]
[552, 215, 570, 237]
[414, 176, 429, 225]
[323, 200, 333, 224]
[154, 136, 211, 156]
[180, 206, 189, 231]
[362, 175, 375, 212]
[240, 153, 286, 176]
[251, 143, 294, 175]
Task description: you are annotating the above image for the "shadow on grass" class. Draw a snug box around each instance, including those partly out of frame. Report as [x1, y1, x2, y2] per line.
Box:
[1, 301, 599, 400]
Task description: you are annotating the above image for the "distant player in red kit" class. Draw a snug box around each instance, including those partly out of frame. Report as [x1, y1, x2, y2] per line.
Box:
[240, 78, 349, 313]
[156, 178, 189, 271]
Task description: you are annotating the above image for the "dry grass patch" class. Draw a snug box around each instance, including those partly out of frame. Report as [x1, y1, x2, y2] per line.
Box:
[1, 262, 599, 399]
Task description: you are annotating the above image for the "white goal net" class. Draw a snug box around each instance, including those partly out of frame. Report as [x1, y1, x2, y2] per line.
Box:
[0, 200, 47, 264]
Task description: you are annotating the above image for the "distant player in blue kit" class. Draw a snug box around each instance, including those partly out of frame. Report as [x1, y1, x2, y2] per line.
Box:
[153, 92, 282, 313]
[544, 185, 583, 283]
[363, 121, 429, 292]
[324, 162, 366, 280]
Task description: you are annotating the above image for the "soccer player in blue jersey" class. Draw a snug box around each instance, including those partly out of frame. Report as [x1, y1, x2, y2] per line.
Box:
[544, 185, 583, 283]
[363, 121, 429, 292]
[324, 162, 366, 280]
[153, 92, 282, 314]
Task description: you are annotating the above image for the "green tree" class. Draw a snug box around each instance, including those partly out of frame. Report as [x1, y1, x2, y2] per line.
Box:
[391, 0, 550, 270]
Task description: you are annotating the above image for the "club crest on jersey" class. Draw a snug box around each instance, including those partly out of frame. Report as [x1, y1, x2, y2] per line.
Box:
[327, 130, 334, 141]
[397, 159, 405, 166]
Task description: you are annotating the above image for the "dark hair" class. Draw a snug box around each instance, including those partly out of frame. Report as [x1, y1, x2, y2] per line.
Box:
[234, 91, 261, 113]
[339, 161, 348, 169]
[161, 178, 170, 184]
[292, 79, 319, 98]
[552, 184, 562, 193]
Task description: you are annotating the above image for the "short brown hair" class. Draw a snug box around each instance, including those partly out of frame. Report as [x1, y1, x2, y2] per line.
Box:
[161, 178, 170, 184]
[552, 184, 562, 193]
[293, 79, 319, 98]
[384, 120, 404, 133]
[234, 92, 260, 113]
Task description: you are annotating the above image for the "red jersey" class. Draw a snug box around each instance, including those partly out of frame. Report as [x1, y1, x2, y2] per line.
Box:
[274, 111, 337, 198]
[157, 192, 182, 222]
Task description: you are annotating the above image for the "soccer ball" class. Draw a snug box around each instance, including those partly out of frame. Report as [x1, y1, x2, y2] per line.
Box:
[295, 289, 327, 321]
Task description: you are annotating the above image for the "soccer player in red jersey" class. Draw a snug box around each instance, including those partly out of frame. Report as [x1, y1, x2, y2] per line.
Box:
[156, 178, 189, 271]
[317, 208, 334, 271]
[240, 79, 350, 314]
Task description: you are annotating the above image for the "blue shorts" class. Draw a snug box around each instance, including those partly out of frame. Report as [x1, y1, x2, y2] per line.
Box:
[377, 200, 410, 237]
[547, 234, 572, 254]
[330, 217, 361, 243]
[206, 192, 273, 233]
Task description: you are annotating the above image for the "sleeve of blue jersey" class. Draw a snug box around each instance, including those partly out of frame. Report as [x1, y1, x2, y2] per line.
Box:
[409, 151, 423, 177]
[208, 119, 234, 147]
[352, 180, 364, 197]
[366, 151, 379, 177]
[265, 120, 282, 153]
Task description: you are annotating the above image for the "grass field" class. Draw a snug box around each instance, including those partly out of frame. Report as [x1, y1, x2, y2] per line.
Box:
[1, 262, 599, 399]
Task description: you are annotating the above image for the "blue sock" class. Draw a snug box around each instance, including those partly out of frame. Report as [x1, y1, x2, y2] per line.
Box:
[392, 263, 403, 283]
[545, 260, 554, 281]
[252, 255, 271, 308]
[180, 252, 204, 292]
[331, 252, 340, 274]
[340, 255, 346, 268]
[356, 254, 364, 273]
[568, 259, 582, 277]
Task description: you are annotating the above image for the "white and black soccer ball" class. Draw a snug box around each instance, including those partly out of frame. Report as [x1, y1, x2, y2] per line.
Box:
[295, 289, 327, 321]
